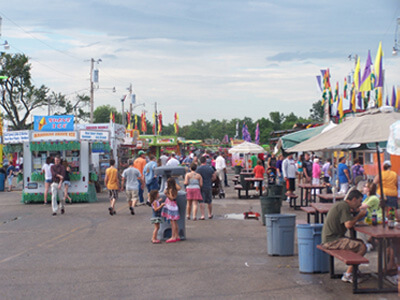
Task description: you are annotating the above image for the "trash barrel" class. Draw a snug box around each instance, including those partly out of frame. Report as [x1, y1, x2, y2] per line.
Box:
[267, 184, 283, 197]
[266, 214, 296, 256]
[0, 173, 4, 191]
[157, 191, 187, 240]
[260, 196, 281, 225]
[234, 165, 243, 175]
[297, 224, 329, 273]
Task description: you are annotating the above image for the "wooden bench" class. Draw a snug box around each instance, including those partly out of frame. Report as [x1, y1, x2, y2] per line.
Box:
[300, 206, 317, 223]
[316, 244, 369, 294]
[234, 184, 255, 199]
[286, 193, 299, 209]
[232, 177, 239, 185]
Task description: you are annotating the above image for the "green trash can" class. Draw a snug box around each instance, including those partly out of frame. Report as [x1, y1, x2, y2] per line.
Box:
[260, 195, 281, 225]
[267, 184, 283, 196]
[234, 165, 243, 175]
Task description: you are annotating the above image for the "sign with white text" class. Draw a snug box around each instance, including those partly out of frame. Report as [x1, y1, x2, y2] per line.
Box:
[79, 130, 109, 141]
[3, 131, 30, 144]
[34, 115, 74, 131]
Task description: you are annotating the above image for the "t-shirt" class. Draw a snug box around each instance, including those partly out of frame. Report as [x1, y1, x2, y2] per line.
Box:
[250, 155, 258, 168]
[196, 165, 215, 189]
[321, 162, 330, 178]
[215, 156, 226, 170]
[7, 165, 15, 177]
[122, 167, 141, 191]
[41, 163, 53, 180]
[143, 161, 158, 184]
[160, 155, 168, 166]
[363, 195, 382, 219]
[303, 160, 313, 178]
[133, 157, 146, 175]
[322, 201, 352, 243]
[106, 167, 119, 190]
[381, 170, 398, 197]
[253, 165, 265, 178]
[312, 163, 321, 179]
[166, 157, 180, 167]
[338, 163, 349, 184]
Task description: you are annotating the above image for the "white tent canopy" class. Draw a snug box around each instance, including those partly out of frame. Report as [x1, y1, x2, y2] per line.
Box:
[228, 141, 264, 154]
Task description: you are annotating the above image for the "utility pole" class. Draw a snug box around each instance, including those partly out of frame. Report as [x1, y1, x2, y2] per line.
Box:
[89, 58, 101, 123]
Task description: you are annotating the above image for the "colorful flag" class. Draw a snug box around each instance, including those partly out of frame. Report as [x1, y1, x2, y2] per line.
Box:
[396, 87, 400, 110]
[374, 42, 384, 88]
[255, 122, 260, 145]
[126, 111, 131, 129]
[134, 114, 138, 130]
[109, 112, 113, 123]
[141, 111, 147, 133]
[343, 77, 348, 99]
[351, 82, 356, 112]
[354, 57, 361, 91]
[158, 111, 162, 134]
[242, 123, 251, 142]
[112, 113, 115, 123]
[338, 95, 344, 120]
[360, 50, 372, 92]
[152, 112, 156, 135]
[377, 87, 382, 107]
[391, 86, 397, 107]
[334, 82, 339, 103]
[316, 75, 323, 92]
[174, 112, 179, 134]
[323, 69, 331, 89]
[328, 86, 333, 104]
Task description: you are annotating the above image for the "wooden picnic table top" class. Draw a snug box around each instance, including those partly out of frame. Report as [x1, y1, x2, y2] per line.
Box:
[354, 224, 400, 238]
[318, 193, 345, 201]
[298, 183, 326, 189]
[310, 203, 333, 214]
[244, 177, 264, 181]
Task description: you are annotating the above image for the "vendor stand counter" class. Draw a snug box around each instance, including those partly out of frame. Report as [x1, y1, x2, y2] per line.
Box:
[22, 139, 97, 204]
[354, 225, 400, 294]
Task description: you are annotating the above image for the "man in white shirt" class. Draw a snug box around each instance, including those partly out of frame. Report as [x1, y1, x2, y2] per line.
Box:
[166, 152, 180, 167]
[160, 151, 169, 166]
[282, 153, 297, 200]
[215, 152, 226, 190]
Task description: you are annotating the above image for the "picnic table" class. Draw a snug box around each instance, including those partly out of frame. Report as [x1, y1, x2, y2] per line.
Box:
[318, 193, 345, 203]
[310, 203, 333, 223]
[244, 177, 264, 198]
[298, 183, 326, 207]
[354, 224, 400, 293]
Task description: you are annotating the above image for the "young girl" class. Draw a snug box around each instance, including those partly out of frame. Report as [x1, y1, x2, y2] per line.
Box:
[149, 190, 165, 244]
[161, 177, 181, 243]
[41, 157, 54, 204]
[184, 163, 203, 220]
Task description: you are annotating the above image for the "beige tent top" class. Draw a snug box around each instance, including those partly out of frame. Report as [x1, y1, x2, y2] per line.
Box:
[228, 141, 264, 154]
[288, 108, 400, 152]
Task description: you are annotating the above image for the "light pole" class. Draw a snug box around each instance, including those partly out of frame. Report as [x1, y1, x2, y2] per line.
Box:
[89, 58, 102, 123]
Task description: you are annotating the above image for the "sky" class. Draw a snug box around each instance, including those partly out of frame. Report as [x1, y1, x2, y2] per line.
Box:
[1, 0, 400, 125]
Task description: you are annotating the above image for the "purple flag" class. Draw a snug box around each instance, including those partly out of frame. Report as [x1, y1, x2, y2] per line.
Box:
[392, 86, 397, 107]
[360, 50, 372, 91]
[357, 92, 362, 110]
[255, 123, 260, 145]
[386, 94, 390, 106]
[242, 123, 252, 142]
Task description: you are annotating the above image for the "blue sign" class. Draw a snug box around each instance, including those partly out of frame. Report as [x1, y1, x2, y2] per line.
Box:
[34, 115, 75, 131]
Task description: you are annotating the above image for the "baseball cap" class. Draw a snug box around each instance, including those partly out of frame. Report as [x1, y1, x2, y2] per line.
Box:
[138, 150, 145, 155]
[383, 160, 391, 167]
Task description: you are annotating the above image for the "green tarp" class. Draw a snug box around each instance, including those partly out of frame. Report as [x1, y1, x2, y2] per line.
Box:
[278, 125, 327, 150]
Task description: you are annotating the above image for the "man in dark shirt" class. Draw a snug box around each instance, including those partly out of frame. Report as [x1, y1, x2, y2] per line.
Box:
[196, 156, 216, 220]
[321, 189, 367, 283]
[50, 155, 66, 216]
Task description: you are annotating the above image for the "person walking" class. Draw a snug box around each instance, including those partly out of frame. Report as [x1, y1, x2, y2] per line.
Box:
[143, 155, 159, 193]
[62, 160, 72, 204]
[297, 154, 304, 185]
[215, 152, 227, 193]
[41, 157, 53, 204]
[166, 152, 180, 166]
[50, 156, 66, 216]
[134, 150, 147, 205]
[105, 159, 119, 215]
[196, 156, 216, 220]
[351, 158, 365, 186]
[6, 162, 15, 192]
[282, 153, 297, 200]
[121, 159, 144, 215]
[184, 163, 203, 220]
[338, 156, 351, 194]
[253, 160, 265, 193]
[159, 151, 169, 166]
[303, 153, 313, 184]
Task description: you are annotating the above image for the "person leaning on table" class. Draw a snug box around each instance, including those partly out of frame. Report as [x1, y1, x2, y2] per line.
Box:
[321, 189, 367, 284]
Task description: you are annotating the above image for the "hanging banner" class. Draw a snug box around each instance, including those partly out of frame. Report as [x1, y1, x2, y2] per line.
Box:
[34, 115, 74, 131]
[32, 131, 77, 141]
[3, 131, 30, 144]
[79, 130, 109, 141]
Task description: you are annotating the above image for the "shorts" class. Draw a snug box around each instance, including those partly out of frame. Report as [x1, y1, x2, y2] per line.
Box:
[126, 190, 139, 202]
[45, 179, 52, 183]
[151, 217, 164, 224]
[286, 178, 295, 191]
[108, 189, 119, 201]
[386, 196, 399, 209]
[199, 188, 212, 204]
[322, 237, 365, 253]
[254, 180, 264, 188]
[63, 180, 71, 187]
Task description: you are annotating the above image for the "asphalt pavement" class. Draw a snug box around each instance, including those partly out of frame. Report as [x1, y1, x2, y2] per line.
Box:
[0, 177, 398, 300]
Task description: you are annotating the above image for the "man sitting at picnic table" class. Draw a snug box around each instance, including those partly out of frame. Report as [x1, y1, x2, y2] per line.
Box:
[321, 189, 367, 283]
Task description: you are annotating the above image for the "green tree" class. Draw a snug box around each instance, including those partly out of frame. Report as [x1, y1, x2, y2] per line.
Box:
[0, 53, 49, 129]
[93, 105, 122, 123]
[309, 100, 324, 122]
[48, 92, 90, 123]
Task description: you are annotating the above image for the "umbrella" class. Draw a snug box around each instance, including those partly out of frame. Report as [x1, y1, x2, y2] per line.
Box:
[229, 141, 264, 170]
[289, 107, 400, 227]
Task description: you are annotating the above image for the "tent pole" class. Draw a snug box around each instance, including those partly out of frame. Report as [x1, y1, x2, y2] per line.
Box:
[376, 142, 386, 228]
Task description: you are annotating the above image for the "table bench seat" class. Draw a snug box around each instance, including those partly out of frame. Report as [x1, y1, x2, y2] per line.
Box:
[300, 206, 316, 223]
[286, 193, 299, 209]
[317, 244, 369, 294]
[234, 184, 255, 199]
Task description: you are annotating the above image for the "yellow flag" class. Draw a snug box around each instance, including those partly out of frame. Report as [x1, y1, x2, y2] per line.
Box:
[351, 89, 356, 112]
[354, 57, 361, 91]
[396, 87, 400, 109]
[338, 96, 344, 119]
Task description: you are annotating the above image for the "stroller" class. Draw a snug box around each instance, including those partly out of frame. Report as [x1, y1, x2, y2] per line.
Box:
[212, 176, 225, 199]
[266, 167, 276, 185]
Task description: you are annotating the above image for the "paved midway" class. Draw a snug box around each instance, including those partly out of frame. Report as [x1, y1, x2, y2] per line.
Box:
[0, 177, 398, 299]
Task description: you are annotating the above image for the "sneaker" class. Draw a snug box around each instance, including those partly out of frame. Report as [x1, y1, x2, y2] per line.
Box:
[52, 213, 57, 216]
[366, 243, 374, 252]
[286, 197, 290, 203]
[341, 273, 353, 283]
[386, 275, 398, 285]
[130, 207, 135, 215]
[61, 208, 65, 215]
[146, 201, 151, 207]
